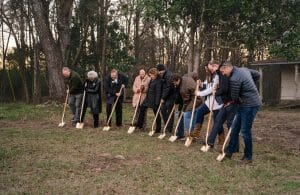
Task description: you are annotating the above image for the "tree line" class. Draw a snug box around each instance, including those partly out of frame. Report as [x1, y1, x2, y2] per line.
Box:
[0, 0, 299, 102]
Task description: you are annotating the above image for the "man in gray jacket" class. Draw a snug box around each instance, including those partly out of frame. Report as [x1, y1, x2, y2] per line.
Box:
[220, 61, 261, 164]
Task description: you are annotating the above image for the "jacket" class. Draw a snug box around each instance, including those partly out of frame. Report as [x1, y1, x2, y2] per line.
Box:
[85, 78, 102, 114]
[66, 70, 84, 95]
[180, 76, 202, 112]
[132, 75, 151, 107]
[229, 67, 261, 107]
[103, 73, 128, 104]
[142, 76, 162, 108]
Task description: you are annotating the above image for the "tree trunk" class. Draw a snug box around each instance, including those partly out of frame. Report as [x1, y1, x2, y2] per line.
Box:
[31, 0, 65, 99]
[188, 23, 196, 73]
[134, 2, 141, 65]
[33, 43, 41, 103]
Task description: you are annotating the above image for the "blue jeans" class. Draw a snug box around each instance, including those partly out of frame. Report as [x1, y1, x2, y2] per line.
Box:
[226, 106, 259, 160]
[183, 106, 202, 134]
[208, 104, 238, 146]
[194, 104, 210, 125]
[176, 114, 184, 138]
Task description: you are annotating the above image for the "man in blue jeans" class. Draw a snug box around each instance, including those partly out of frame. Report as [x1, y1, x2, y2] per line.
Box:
[220, 61, 261, 164]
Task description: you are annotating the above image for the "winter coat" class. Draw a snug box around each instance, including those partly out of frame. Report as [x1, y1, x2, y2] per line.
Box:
[85, 78, 102, 114]
[132, 75, 151, 107]
[142, 76, 162, 109]
[103, 73, 128, 104]
[197, 74, 223, 110]
[161, 70, 176, 103]
[180, 76, 202, 112]
[66, 70, 84, 95]
[229, 67, 261, 107]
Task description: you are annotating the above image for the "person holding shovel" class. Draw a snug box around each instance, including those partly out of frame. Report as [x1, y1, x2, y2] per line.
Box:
[132, 68, 151, 129]
[103, 69, 128, 127]
[135, 68, 162, 132]
[220, 61, 261, 164]
[80, 71, 102, 128]
[62, 67, 84, 126]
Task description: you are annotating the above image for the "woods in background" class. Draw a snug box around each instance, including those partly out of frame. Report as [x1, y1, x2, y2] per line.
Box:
[0, 0, 299, 102]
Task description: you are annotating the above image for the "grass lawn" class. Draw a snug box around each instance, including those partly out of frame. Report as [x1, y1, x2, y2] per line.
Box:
[0, 102, 299, 194]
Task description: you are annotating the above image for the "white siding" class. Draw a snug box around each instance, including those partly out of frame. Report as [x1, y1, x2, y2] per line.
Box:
[281, 65, 300, 100]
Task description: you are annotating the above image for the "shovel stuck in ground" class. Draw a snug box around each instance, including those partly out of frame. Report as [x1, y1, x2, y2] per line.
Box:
[217, 116, 236, 161]
[128, 92, 142, 134]
[158, 104, 176, 139]
[201, 92, 215, 152]
[76, 87, 87, 129]
[58, 89, 69, 127]
[148, 102, 162, 136]
[169, 111, 184, 142]
[103, 86, 124, 131]
[184, 83, 199, 147]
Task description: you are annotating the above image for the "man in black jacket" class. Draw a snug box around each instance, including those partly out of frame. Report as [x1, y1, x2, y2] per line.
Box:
[62, 67, 84, 126]
[220, 61, 261, 164]
[156, 64, 175, 133]
[103, 69, 128, 127]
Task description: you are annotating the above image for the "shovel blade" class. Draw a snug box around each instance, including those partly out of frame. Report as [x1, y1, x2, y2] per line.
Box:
[76, 122, 84, 129]
[127, 126, 136, 134]
[158, 133, 166, 139]
[168, 136, 177, 142]
[103, 126, 110, 131]
[148, 131, 155, 136]
[216, 153, 226, 162]
[58, 122, 65, 127]
[184, 137, 193, 147]
[201, 145, 210, 152]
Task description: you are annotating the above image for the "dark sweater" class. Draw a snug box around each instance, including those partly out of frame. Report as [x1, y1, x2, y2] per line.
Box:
[66, 70, 84, 95]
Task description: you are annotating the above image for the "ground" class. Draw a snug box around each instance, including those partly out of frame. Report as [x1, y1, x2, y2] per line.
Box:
[0, 103, 299, 194]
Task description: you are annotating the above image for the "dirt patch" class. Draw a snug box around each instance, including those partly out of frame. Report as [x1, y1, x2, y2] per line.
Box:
[82, 153, 147, 173]
[253, 111, 300, 153]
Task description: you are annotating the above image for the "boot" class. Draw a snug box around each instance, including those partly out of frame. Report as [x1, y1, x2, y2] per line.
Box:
[218, 131, 225, 145]
[190, 123, 201, 139]
[93, 114, 99, 128]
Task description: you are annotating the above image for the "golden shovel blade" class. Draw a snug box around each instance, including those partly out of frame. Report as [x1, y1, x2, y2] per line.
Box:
[148, 130, 155, 136]
[103, 126, 111, 131]
[127, 126, 136, 134]
[168, 135, 177, 142]
[76, 122, 84, 129]
[216, 153, 226, 162]
[158, 133, 166, 139]
[184, 136, 193, 147]
[58, 122, 65, 127]
[201, 145, 211, 152]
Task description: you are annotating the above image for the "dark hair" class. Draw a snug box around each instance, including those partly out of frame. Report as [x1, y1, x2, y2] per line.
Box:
[148, 67, 158, 76]
[220, 61, 233, 67]
[208, 60, 220, 65]
[170, 73, 182, 82]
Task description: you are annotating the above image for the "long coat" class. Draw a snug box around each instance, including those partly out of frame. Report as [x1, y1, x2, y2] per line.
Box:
[142, 76, 162, 109]
[132, 75, 151, 107]
[85, 78, 102, 114]
[103, 73, 128, 104]
[180, 76, 202, 112]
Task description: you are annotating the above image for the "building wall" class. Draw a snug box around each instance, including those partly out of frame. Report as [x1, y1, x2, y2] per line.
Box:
[281, 65, 300, 100]
[262, 66, 281, 105]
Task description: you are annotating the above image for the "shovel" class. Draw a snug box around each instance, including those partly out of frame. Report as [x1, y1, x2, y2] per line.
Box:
[201, 92, 215, 152]
[128, 92, 142, 134]
[185, 83, 199, 147]
[169, 111, 184, 142]
[148, 102, 162, 136]
[103, 86, 124, 131]
[216, 116, 236, 161]
[76, 87, 87, 129]
[158, 104, 176, 139]
[58, 89, 69, 127]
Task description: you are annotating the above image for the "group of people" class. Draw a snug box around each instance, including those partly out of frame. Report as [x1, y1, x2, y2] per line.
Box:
[62, 60, 261, 164]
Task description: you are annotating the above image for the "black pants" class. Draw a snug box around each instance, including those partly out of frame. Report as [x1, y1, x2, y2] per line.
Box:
[137, 105, 161, 132]
[106, 100, 123, 126]
[81, 103, 99, 128]
[161, 101, 174, 133]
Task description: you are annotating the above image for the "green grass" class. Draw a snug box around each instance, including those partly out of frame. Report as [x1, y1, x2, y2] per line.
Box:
[0, 103, 299, 194]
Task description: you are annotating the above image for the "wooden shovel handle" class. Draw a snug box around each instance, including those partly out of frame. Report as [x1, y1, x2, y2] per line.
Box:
[188, 83, 200, 135]
[162, 104, 176, 134]
[173, 111, 184, 136]
[151, 102, 162, 132]
[131, 92, 142, 125]
[61, 89, 69, 122]
[106, 86, 124, 125]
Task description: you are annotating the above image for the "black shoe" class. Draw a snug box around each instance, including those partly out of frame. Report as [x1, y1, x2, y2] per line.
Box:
[225, 153, 232, 159]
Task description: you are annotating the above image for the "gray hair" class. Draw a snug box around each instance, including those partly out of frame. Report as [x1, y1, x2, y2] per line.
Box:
[87, 71, 98, 79]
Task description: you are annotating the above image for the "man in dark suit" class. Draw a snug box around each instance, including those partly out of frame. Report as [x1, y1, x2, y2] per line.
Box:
[103, 69, 128, 127]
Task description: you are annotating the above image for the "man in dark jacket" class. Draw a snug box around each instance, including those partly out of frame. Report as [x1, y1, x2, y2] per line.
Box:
[220, 61, 261, 164]
[103, 69, 128, 127]
[80, 71, 102, 128]
[156, 64, 176, 133]
[62, 67, 84, 126]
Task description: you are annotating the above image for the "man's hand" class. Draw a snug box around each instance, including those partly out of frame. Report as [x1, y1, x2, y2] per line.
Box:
[136, 89, 141, 93]
[160, 99, 165, 104]
[197, 79, 202, 86]
[116, 92, 121, 97]
[121, 84, 125, 88]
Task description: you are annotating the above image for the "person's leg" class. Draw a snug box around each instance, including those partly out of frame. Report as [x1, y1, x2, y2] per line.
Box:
[160, 103, 168, 126]
[207, 107, 226, 146]
[93, 114, 99, 128]
[115, 100, 123, 126]
[240, 106, 259, 160]
[106, 103, 113, 125]
[166, 101, 175, 133]
[225, 104, 239, 152]
[176, 114, 184, 138]
[80, 102, 88, 123]
[68, 95, 76, 119]
[136, 105, 147, 129]
[191, 104, 209, 138]
[74, 94, 83, 123]
[153, 107, 161, 133]
[225, 108, 242, 157]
